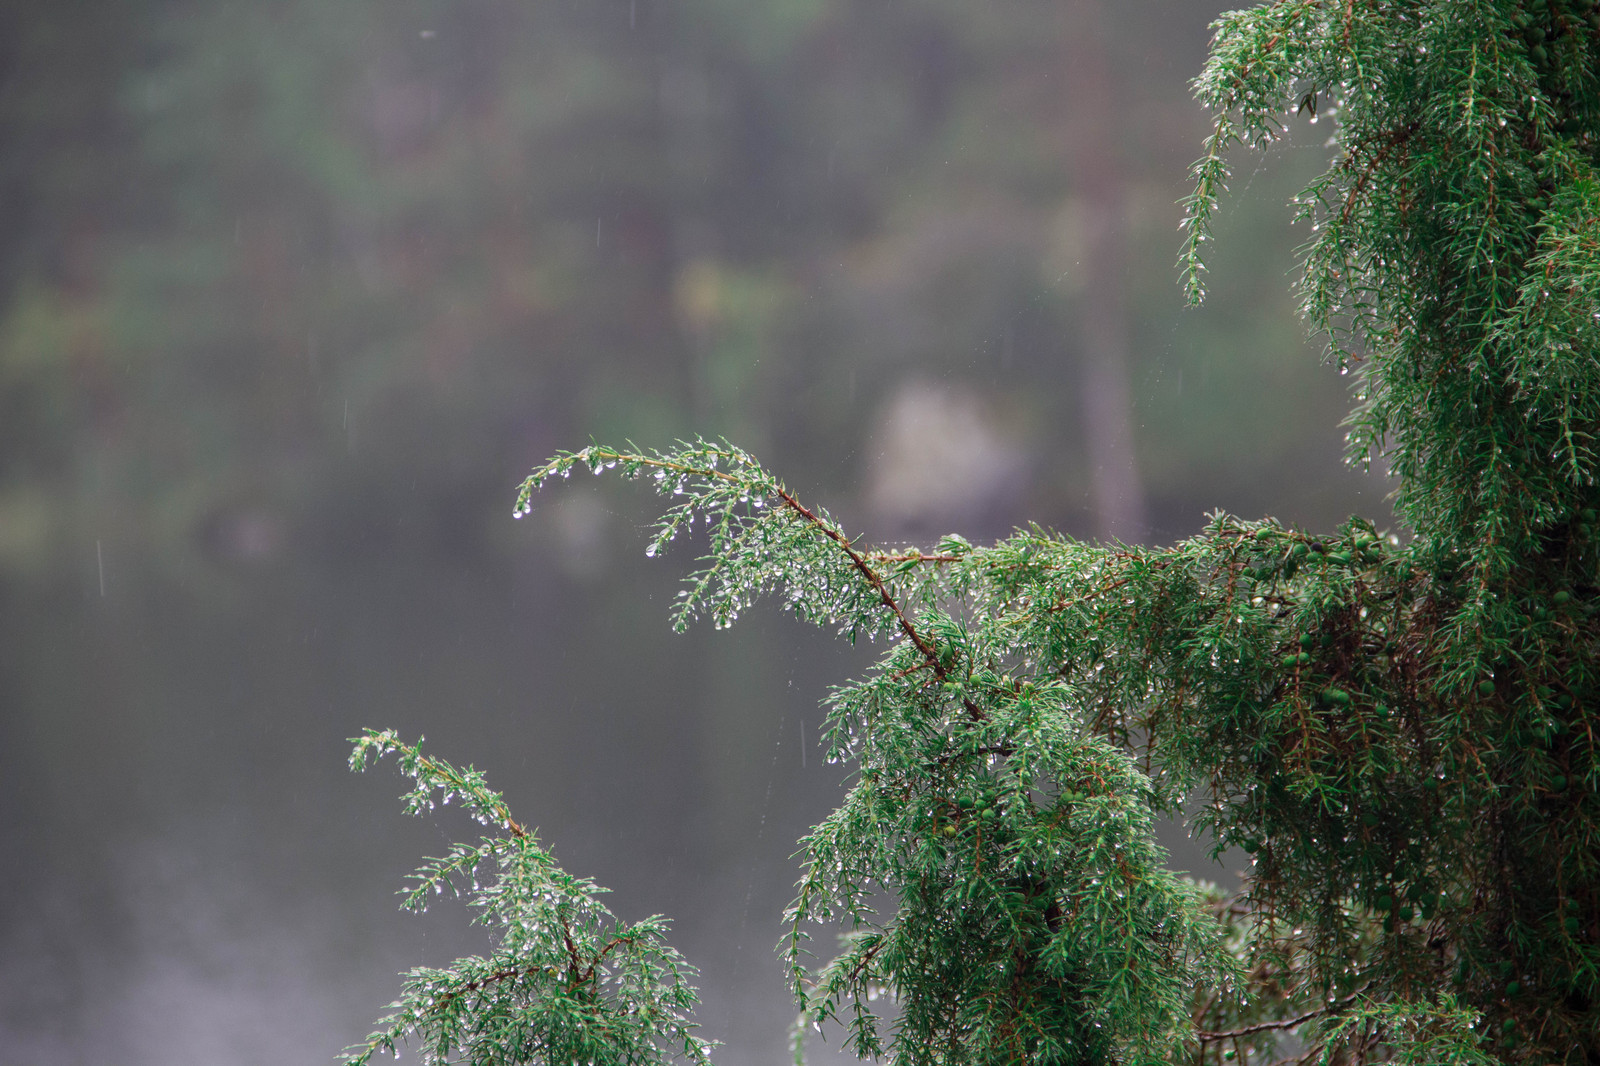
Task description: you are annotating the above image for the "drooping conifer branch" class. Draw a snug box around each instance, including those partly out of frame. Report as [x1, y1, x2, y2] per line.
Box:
[520, 443, 986, 717]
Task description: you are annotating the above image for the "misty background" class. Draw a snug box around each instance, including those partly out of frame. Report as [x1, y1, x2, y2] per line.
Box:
[0, 1, 1387, 1062]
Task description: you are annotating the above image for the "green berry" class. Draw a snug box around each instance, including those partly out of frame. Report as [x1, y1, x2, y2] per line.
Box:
[1507, 980, 1522, 997]
[1565, 916, 1581, 934]
[1478, 679, 1496, 698]
[1299, 633, 1314, 650]
[1398, 904, 1414, 922]
[1322, 687, 1351, 706]
[942, 824, 958, 837]
[1554, 590, 1572, 605]
[1551, 774, 1568, 791]
[1376, 893, 1395, 912]
[1582, 508, 1598, 523]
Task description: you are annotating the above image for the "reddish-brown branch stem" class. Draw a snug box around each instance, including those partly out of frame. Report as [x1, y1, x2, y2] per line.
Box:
[580, 934, 636, 986]
[561, 922, 584, 988]
[1341, 122, 1419, 224]
[421, 932, 639, 1016]
[1198, 986, 1368, 1042]
[846, 937, 887, 983]
[772, 485, 987, 721]
[772, 486, 932, 658]
[429, 957, 557, 1010]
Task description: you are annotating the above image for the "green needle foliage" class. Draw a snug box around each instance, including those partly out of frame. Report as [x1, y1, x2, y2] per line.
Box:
[343, 731, 713, 1066]
[350, 1, 1598, 1063]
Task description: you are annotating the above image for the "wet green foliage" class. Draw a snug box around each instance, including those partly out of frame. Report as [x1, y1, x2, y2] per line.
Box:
[1178, 0, 1600, 1056]
[344, 731, 713, 1066]
[355, 1, 1599, 1063]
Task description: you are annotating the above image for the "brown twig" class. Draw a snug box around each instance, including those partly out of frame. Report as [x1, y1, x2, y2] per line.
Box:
[1341, 122, 1420, 224]
[772, 485, 987, 721]
[1198, 985, 1370, 1042]
[580, 934, 637, 987]
[846, 936, 887, 983]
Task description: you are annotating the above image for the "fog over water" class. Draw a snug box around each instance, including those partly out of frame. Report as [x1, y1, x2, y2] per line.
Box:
[0, 2, 1385, 1061]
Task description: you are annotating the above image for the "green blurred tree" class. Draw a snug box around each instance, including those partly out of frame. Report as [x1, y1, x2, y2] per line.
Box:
[0, 0, 1335, 595]
[351, 1, 1600, 1064]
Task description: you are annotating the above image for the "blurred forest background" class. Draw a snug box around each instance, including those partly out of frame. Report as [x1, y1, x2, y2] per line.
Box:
[0, 1, 1387, 1062]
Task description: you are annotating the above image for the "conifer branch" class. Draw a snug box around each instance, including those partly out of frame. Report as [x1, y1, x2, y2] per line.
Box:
[344, 733, 713, 1066]
[521, 442, 987, 718]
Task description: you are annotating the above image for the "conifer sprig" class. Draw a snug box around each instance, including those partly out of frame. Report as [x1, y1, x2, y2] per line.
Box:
[518, 442, 966, 674]
[344, 731, 713, 1066]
